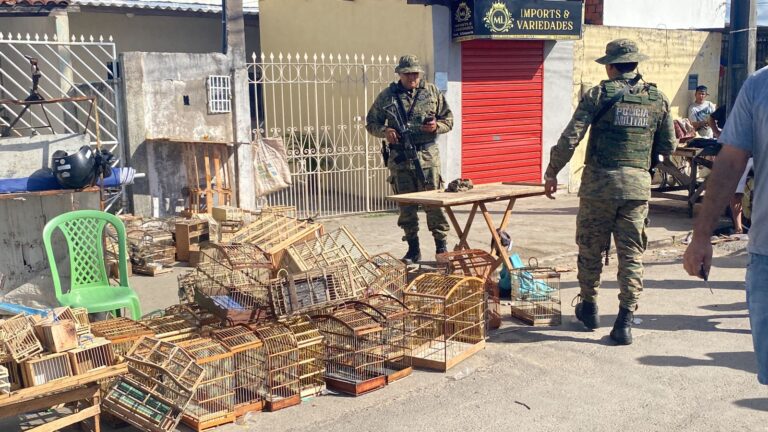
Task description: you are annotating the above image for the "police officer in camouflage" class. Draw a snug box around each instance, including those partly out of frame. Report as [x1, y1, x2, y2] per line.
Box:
[543, 39, 676, 345]
[366, 55, 453, 263]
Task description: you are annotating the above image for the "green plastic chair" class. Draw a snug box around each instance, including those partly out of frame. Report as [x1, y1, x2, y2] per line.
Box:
[42, 209, 142, 320]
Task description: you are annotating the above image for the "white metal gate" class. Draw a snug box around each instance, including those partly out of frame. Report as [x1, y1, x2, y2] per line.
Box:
[248, 52, 399, 218]
[0, 32, 124, 210]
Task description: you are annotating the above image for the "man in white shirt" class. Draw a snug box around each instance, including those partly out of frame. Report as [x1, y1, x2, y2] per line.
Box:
[688, 85, 716, 138]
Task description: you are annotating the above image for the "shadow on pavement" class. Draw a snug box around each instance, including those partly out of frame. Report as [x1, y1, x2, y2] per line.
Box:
[489, 324, 608, 345]
[700, 301, 748, 312]
[637, 351, 757, 374]
[733, 398, 768, 412]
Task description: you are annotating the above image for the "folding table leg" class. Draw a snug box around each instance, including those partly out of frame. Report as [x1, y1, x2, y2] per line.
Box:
[444, 203, 478, 250]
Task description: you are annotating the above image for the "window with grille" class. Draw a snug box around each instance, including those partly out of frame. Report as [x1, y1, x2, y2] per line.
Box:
[207, 75, 231, 114]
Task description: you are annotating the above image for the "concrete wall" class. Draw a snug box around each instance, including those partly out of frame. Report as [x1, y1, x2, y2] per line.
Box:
[543, 40, 576, 185]
[121, 51, 235, 217]
[566, 25, 721, 191]
[259, 0, 435, 77]
[603, 0, 726, 30]
[0, 134, 89, 179]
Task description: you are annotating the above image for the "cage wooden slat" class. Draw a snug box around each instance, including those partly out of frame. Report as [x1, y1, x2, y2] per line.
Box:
[437, 249, 501, 330]
[91, 317, 156, 356]
[284, 316, 325, 398]
[0, 314, 43, 362]
[68, 337, 115, 375]
[0, 360, 21, 391]
[250, 323, 301, 411]
[404, 273, 486, 372]
[178, 338, 236, 431]
[210, 325, 265, 416]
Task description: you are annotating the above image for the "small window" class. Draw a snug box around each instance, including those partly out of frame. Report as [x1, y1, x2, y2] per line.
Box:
[206, 75, 231, 114]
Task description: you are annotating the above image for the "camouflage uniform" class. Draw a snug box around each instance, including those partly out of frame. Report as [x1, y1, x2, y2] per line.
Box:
[365, 57, 453, 242]
[545, 41, 677, 311]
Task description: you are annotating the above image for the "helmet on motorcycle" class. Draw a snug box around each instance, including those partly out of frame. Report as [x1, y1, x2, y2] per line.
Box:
[51, 145, 96, 189]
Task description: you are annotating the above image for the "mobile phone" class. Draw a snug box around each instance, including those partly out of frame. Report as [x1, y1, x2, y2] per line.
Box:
[423, 116, 435, 124]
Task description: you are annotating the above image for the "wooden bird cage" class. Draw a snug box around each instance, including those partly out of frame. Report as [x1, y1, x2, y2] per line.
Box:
[510, 265, 561, 326]
[250, 323, 301, 411]
[194, 254, 272, 325]
[91, 317, 156, 356]
[0, 314, 43, 362]
[404, 273, 486, 372]
[357, 253, 408, 299]
[437, 249, 501, 330]
[284, 316, 325, 398]
[178, 338, 236, 431]
[21, 352, 73, 387]
[0, 364, 9, 395]
[280, 227, 369, 273]
[311, 308, 387, 396]
[68, 337, 115, 375]
[200, 243, 273, 271]
[71, 307, 92, 339]
[0, 360, 22, 391]
[227, 213, 323, 267]
[141, 308, 200, 344]
[210, 325, 265, 416]
[103, 337, 205, 432]
[349, 294, 413, 383]
[269, 264, 357, 318]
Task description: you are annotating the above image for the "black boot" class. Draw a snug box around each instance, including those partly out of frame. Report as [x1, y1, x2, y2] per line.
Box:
[609, 307, 634, 345]
[435, 238, 448, 255]
[402, 238, 421, 264]
[574, 296, 600, 330]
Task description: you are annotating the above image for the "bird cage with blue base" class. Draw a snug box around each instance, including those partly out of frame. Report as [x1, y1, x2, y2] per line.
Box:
[509, 257, 561, 326]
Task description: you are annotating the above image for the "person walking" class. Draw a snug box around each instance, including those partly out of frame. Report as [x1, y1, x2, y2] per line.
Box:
[544, 39, 676, 345]
[366, 55, 453, 264]
[684, 66, 768, 386]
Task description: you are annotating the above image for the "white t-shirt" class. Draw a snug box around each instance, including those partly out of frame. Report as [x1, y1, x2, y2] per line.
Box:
[688, 100, 716, 138]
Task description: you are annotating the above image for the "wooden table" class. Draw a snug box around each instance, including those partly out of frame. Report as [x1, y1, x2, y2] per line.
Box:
[653, 145, 720, 217]
[0, 364, 127, 432]
[387, 182, 546, 273]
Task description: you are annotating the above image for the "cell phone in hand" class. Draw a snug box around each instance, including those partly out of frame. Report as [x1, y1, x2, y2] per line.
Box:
[423, 116, 435, 124]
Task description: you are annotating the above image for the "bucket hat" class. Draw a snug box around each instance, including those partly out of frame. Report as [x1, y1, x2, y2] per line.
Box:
[395, 55, 424, 74]
[595, 39, 649, 65]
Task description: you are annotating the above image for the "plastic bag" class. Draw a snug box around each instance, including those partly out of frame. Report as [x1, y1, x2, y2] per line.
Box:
[253, 137, 292, 197]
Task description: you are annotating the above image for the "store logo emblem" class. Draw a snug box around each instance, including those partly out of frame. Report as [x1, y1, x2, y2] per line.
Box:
[455, 1, 471, 23]
[484, 1, 513, 33]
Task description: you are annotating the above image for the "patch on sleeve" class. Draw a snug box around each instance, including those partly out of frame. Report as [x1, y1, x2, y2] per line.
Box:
[613, 103, 649, 128]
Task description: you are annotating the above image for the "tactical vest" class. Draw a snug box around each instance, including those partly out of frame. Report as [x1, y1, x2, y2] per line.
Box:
[586, 80, 662, 170]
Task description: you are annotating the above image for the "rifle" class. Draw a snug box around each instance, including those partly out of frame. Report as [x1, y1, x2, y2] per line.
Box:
[384, 102, 427, 187]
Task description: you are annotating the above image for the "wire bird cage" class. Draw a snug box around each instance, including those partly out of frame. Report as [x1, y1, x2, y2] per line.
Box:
[67, 337, 115, 375]
[311, 308, 387, 396]
[284, 316, 325, 398]
[250, 324, 301, 411]
[346, 294, 413, 383]
[21, 352, 74, 386]
[0, 314, 43, 362]
[509, 263, 561, 326]
[269, 264, 357, 318]
[404, 273, 486, 371]
[91, 317, 156, 357]
[193, 251, 272, 325]
[177, 338, 236, 431]
[103, 337, 205, 432]
[280, 226, 369, 272]
[210, 325, 265, 416]
[436, 249, 501, 330]
[355, 253, 408, 299]
[227, 212, 323, 267]
[200, 243, 274, 270]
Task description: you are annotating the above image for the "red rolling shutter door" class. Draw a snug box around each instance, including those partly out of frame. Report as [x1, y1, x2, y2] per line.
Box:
[461, 40, 544, 183]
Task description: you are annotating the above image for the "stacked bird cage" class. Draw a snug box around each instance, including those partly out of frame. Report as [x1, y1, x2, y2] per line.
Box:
[284, 316, 325, 398]
[71, 307, 92, 340]
[269, 264, 357, 318]
[126, 221, 176, 273]
[211, 325, 265, 416]
[280, 227, 369, 272]
[67, 337, 115, 375]
[0, 360, 22, 391]
[509, 263, 561, 326]
[200, 243, 274, 271]
[103, 337, 205, 432]
[251, 323, 301, 411]
[357, 253, 409, 299]
[194, 250, 272, 325]
[178, 338, 236, 431]
[0, 314, 43, 362]
[358, 294, 413, 383]
[436, 249, 501, 330]
[404, 273, 486, 371]
[228, 213, 323, 267]
[91, 317, 156, 357]
[311, 308, 387, 396]
[141, 307, 200, 344]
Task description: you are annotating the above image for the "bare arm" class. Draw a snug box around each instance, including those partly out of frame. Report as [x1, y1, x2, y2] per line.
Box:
[683, 144, 750, 277]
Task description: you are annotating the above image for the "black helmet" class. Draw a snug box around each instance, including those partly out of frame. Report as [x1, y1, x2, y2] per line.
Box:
[51, 145, 96, 189]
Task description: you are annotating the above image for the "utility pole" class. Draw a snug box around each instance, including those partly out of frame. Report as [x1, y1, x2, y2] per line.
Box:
[726, 0, 757, 112]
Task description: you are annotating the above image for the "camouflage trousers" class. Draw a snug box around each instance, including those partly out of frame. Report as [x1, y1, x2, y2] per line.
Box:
[576, 198, 649, 310]
[389, 165, 449, 242]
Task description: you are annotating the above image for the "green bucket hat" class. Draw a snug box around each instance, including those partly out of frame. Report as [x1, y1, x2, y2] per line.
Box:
[395, 55, 424, 74]
[595, 39, 649, 65]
